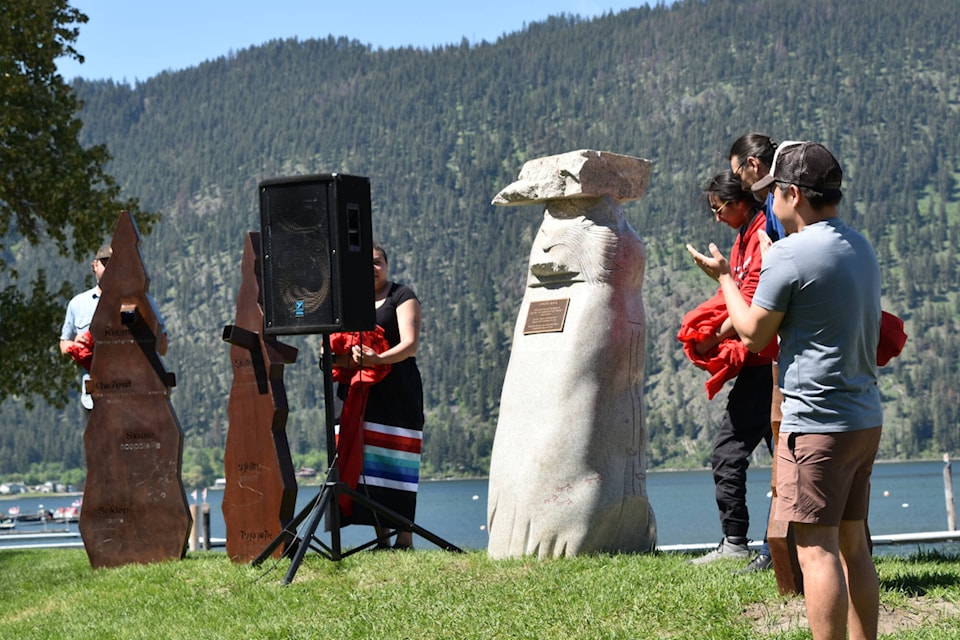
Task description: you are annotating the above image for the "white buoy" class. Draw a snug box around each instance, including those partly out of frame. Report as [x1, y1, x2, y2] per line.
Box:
[472, 495, 479, 500]
[883, 490, 890, 497]
[902, 503, 909, 508]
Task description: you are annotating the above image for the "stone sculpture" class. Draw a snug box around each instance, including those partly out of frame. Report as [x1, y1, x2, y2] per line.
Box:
[487, 150, 657, 559]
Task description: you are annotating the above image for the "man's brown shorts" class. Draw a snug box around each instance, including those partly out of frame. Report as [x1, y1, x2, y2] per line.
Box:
[775, 427, 882, 526]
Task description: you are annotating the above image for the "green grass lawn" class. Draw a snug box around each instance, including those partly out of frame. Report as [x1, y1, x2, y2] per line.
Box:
[2, 548, 959, 639]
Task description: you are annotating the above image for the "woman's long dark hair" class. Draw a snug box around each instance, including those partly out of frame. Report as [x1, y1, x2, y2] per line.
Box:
[729, 132, 777, 172]
[702, 170, 759, 213]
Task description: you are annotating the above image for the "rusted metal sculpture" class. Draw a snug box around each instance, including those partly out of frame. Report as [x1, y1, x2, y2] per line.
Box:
[79, 211, 191, 568]
[221, 232, 298, 562]
[766, 372, 804, 595]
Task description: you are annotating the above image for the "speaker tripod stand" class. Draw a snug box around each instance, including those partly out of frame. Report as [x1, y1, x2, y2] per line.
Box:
[252, 334, 462, 585]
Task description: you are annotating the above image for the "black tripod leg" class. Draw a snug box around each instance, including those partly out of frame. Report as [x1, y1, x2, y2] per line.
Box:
[251, 492, 321, 567]
[252, 331, 462, 579]
[343, 486, 463, 553]
[282, 484, 336, 585]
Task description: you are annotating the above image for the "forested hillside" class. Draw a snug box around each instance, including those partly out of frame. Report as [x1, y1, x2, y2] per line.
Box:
[1, 0, 958, 488]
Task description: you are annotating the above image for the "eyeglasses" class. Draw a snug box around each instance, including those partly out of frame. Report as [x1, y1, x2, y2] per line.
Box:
[98, 258, 110, 266]
[710, 201, 731, 216]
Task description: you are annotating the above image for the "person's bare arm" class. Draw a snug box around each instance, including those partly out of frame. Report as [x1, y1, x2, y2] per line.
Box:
[687, 242, 784, 353]
[354, 298, 421, 366]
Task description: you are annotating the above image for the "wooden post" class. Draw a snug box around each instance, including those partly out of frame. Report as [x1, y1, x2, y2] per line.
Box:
[202, 503, 211, 550]
[189, 503, 199, 551]
[945, 454, 956, 531]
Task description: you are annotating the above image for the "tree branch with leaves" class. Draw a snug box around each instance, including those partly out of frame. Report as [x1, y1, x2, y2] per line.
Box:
[0, 1, 157, 406]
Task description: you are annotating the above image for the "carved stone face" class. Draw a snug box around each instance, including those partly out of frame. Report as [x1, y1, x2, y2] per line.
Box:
[528, 202, 619, 289]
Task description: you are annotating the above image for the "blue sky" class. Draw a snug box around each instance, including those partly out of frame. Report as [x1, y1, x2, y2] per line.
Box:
[56, 1, 668, 84]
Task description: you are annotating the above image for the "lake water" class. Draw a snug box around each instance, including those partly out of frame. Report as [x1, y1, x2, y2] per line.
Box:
[3, 460, 959, 555]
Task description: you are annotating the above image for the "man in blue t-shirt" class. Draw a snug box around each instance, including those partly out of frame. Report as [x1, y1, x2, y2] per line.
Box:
[59, 244, 111, 410]
[688, 142, 882, 640]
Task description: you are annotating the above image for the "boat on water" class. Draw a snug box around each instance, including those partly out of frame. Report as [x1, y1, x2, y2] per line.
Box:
[51, 505, 80, 523]
[6, 500, 81, 523]
[0, 504, 79, 544]
[7, 506, 54, 523]
[0, 500, 81, 538]
[0, 513, 72, 537]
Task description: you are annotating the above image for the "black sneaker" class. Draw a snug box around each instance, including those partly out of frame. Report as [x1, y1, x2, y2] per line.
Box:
[737, 553, 772, 574]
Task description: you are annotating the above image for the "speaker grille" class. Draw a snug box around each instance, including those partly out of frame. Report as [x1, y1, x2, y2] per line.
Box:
[268, 182, 333, 323]
[259, 174, 374, 335]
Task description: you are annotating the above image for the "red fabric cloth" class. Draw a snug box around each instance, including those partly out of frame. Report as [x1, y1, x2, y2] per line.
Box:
[64, 331, 94, 371]
[329, 327, 391, 515]
[677, 293, 749, 399]
[678, 213, 777, 399]
[679, 305, 906, 398]
[878, 311, 907, 366]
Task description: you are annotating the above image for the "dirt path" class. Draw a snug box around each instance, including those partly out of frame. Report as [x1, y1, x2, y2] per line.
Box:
[746, 597, 960, 636]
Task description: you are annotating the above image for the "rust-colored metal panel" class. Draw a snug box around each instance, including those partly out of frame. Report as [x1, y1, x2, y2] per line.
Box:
[79, 211, 191, 568]
[222, 232, 298, 562]
[767, 364, 803, 595]
[80, 395, 190, 566]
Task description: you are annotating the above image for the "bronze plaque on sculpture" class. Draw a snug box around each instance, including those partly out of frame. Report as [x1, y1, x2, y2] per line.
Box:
[221, 232, 298, 562]
[522, 299, 570, 335]
[79, 211, 192, 569]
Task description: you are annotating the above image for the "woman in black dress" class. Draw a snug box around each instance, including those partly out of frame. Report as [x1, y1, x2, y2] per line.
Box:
[342, 243, 424, 549]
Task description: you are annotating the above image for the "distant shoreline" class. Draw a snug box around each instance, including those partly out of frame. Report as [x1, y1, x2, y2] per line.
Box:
[0, 458, 948, 500]
[0, 491, 83, 502]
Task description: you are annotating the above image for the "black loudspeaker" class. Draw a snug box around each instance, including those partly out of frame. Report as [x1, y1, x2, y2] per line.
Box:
[259, 173, 375, 335]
